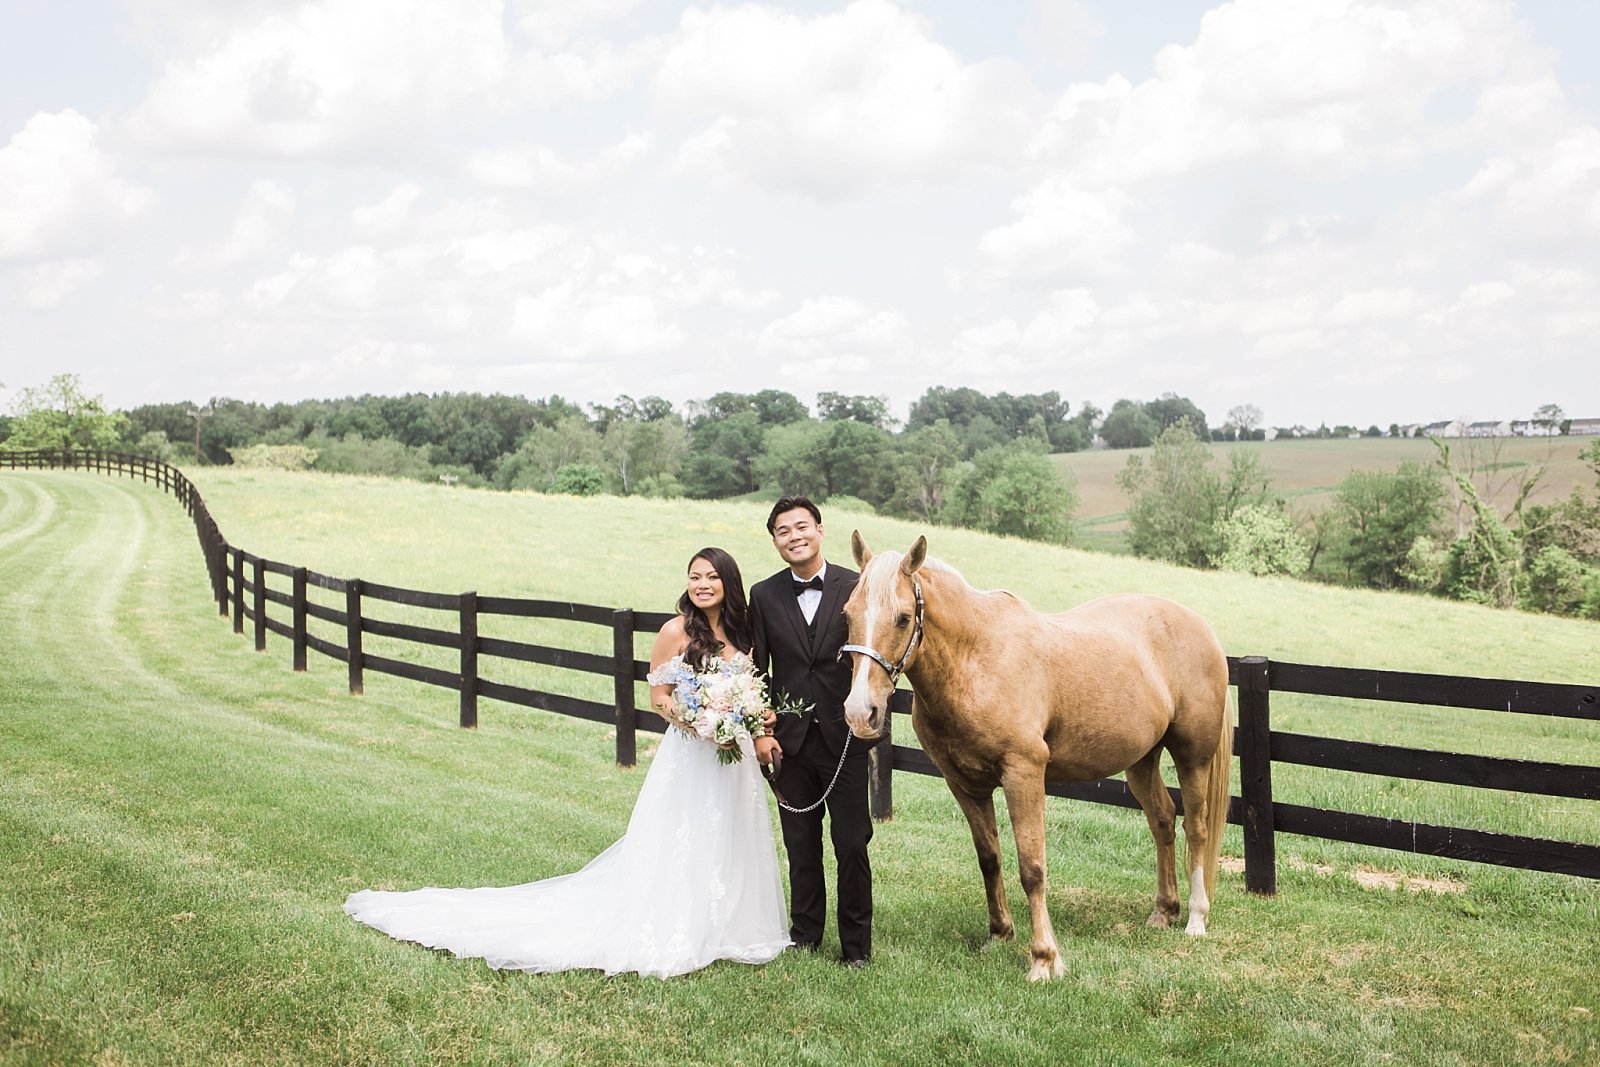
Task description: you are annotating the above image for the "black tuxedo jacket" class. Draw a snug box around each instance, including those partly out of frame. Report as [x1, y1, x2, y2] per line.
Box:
[750, 561, 873, 761]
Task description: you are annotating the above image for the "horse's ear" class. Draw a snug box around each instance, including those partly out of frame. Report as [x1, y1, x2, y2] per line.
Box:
[901, 535, 927, 576]
[851, 530, 872, 568]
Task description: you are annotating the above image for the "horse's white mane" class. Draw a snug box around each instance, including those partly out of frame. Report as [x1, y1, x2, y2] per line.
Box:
[869, 551, 1016, 599]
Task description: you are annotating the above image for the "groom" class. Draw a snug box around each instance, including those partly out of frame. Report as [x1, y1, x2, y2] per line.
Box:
[750, 496, 875, 968]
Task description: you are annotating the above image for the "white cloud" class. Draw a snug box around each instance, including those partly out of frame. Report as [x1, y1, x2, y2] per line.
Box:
[756, 295, 911, 386]
[510, 0, 643, 50]
[463, 132, 652, 194]
[126, 0, 513, 156]
[0, 111, 151, 260]
[511, 284, 684, 359]
[657, 0, 1041, 198]
[21, 259, 104, 309]
[180, 179, 296, 266]
[975, 176, 1133, 281]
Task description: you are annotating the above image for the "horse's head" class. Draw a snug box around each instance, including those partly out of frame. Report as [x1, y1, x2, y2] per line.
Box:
[840, 531, 927, 740]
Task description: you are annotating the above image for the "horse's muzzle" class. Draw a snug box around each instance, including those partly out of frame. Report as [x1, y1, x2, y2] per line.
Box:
[843, 704, 885, 741]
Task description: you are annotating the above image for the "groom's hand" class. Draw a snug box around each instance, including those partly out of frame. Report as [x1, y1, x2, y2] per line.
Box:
[755, 736, 781, 765]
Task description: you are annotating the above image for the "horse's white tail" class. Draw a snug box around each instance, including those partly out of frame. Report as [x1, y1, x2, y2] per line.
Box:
[1200, 694, 1233, 900]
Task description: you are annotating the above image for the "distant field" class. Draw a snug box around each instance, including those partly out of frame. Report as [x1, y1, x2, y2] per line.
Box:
[1057, 436, 1596, 535]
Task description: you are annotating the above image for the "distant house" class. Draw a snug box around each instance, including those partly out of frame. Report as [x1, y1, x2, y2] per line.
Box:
[1510, 420, 1559, 437]
[1423, 420, 1466, 438]
[1399, 423, 1424, 438]
[1570, 418, 1600, 436]
[1467, 420, 1512, 437]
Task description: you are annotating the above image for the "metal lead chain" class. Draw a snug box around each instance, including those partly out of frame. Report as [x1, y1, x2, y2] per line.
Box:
[775, 733, 852, 814]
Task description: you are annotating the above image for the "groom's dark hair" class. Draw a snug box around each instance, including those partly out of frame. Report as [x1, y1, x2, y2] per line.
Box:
[767, 496, 822, 534]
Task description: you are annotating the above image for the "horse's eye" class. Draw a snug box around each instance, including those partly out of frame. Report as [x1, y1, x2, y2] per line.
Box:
[896, 613, 911, 629]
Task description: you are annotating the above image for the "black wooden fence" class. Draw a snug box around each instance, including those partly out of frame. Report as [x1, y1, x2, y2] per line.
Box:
[6, 448, 1598, 891]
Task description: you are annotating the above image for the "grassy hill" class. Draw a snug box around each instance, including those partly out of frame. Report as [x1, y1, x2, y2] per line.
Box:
[2, 467, 1597, 1066]
[1058, 436, 1595, 547]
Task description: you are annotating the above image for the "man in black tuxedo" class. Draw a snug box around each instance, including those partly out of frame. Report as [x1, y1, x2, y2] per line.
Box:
[750, 496, 874, 968]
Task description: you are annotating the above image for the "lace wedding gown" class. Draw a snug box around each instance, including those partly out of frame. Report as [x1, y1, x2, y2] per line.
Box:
[345, 726, 790, 979]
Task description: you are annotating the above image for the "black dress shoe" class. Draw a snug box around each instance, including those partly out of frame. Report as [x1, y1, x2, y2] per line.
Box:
[787, 941, 820, 954]
[841, 956, 870, 970]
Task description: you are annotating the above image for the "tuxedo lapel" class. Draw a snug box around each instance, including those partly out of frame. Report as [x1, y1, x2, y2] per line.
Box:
[807, 566, 848, 658]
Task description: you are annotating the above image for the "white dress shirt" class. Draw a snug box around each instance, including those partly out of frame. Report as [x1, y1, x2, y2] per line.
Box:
[792, 561, 827, 625]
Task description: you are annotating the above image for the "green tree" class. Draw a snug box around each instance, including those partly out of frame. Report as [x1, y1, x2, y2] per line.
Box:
[1330, 462, 1446, 588]
[1100, 399, 1159, 449]
[1217, 504, 1310, 576]
[948, 440, 1077, 543]
[494, 417, 603, 492]
[131, 431, 179, 464]
[1144, 393, 1208, 437]
[5, 373, 128, 451]
[749, 389, 810, 426]
[593, 397, 685, 495]
[552, 463, 606, 496]
[816, 392, 894, 429]
[754, 421, 830, 499]
[1225, 404, 1264, 440]
[683, 412, 765, 497]
[820, 420, 895, 503]
[1437, 458, 1522, 608]
[1520, 546, 1599, 616]
[884, 420, 963, 522]
[1117, 423, 1230, 567]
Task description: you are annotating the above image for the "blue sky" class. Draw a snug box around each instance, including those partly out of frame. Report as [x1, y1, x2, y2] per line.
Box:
[2, 0, 1597, 430]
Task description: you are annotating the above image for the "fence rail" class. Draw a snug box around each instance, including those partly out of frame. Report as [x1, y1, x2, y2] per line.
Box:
[6, 447, 1598, 890]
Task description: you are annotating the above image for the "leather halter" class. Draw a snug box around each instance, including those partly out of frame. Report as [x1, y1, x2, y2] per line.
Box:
[838, 575, 925, 687]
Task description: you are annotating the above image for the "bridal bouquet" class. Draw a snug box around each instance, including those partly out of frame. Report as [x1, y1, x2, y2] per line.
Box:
[646, 654, 806, 764]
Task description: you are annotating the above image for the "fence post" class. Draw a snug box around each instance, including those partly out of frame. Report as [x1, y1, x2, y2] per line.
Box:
[211, 522, 228, 618]
[292, 568, 308, 671]
[346, 579, 364, 695]
[613, 609, 637, 767]
[1237, 655, 1276, 896]
[231, 549, 245, 635]
[869, 695, 894, 822]
[252, 557, 267, 651]
[459, 591, 478, 729]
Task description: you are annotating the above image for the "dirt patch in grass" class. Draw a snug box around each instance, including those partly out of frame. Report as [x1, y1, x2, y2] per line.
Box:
[1219, 854, 1466, 894]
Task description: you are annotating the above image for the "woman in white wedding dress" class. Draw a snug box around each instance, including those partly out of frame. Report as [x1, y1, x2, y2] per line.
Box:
[344, 547, 791, 979]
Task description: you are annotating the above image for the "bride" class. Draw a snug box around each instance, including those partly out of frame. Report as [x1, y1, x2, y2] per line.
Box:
[344, 547, 791, 978]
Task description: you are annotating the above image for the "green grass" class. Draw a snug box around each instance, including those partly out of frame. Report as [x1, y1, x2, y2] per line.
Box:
[2, 468, 1598, 1066]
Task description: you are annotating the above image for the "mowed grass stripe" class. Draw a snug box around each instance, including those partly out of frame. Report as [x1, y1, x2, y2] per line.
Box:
[1, 470, 1597, 1066]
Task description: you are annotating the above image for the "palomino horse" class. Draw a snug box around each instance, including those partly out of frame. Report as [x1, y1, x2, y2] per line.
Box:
[840, 533, 1232, 981]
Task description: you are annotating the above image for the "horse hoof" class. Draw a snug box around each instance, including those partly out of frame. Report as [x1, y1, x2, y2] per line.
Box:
[1026, 956, 1062, 982]
[1146, 910, 1172, 930]
[1185, 915, 1208, 937]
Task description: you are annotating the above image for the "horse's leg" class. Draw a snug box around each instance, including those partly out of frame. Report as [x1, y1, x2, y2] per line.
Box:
[999, 766, 1063, 981]
[1171, 754, 1214, 937]
[1124, 750, 1180, 930]
[946, 783, 1013, 943]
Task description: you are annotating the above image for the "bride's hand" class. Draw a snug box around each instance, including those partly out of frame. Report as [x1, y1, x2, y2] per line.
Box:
[653, 697, 684, 729]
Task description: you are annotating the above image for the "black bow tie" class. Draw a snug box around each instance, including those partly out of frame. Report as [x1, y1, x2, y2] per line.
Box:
[792, 575, 824, 595]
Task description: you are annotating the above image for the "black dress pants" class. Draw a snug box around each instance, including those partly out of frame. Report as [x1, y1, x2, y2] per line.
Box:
[777, 718, 873, 960]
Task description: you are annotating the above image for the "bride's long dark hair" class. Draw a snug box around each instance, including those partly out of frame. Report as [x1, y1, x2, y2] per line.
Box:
[677, 546, 753, 668]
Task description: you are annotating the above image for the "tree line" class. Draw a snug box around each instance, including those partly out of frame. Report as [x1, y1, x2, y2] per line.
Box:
[1, 375, 1085, 545]
[6, 374, 1594, 618]
[1118, 423, 1600, 621]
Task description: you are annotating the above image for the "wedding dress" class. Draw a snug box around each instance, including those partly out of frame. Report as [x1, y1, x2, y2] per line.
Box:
[345, 723, 790, 979]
